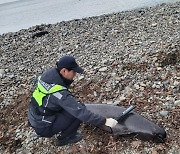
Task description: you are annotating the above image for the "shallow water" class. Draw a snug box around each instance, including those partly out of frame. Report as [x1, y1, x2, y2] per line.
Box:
[0, 0, 180, 34]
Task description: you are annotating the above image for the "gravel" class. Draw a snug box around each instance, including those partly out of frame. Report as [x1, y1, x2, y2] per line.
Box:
[0, 2, 180, 154]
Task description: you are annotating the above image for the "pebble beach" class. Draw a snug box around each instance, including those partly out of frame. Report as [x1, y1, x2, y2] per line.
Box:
[0, 1, 180, 154]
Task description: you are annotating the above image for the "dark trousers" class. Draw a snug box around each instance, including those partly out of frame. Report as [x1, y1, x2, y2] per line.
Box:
[34, 111, 81, 139]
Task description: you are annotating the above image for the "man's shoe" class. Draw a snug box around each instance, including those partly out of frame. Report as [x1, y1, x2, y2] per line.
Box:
[56, 132, 82, 146]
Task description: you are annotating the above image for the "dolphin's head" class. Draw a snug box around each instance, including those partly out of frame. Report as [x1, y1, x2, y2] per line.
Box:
[132, 123, 167, 143]
[152, 128, 166, 143]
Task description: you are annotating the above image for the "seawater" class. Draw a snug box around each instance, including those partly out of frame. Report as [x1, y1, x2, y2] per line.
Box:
[0, 0, 180, 34]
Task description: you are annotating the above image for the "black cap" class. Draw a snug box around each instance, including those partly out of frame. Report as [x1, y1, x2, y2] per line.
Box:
[56, 56, 84, 73]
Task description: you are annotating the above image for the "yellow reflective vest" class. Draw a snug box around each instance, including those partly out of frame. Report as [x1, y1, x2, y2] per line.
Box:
[32, 76, 67, 106]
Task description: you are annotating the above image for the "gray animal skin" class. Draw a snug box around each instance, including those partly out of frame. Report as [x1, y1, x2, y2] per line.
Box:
[85, 104, 166, 143]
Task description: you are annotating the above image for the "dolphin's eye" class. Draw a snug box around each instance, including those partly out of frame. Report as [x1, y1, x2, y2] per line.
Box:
[157, 134, 164, 141]
[153, 133, 165, 143]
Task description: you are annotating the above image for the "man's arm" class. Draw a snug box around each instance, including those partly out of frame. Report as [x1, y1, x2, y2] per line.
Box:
[51, 91, 106, 126]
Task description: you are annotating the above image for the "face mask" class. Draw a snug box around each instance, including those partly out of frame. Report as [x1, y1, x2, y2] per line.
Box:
[59, 72, 74, 87]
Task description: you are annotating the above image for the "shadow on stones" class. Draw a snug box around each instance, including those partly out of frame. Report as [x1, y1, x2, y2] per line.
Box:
[32, 31, 49, 39]
[160, 52, 180, 67]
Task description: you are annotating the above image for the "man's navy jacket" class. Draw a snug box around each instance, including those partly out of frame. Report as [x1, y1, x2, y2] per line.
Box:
[28, 68, 106, 128]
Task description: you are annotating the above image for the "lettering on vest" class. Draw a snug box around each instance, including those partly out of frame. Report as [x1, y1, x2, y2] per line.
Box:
[39, 79, 54, 91]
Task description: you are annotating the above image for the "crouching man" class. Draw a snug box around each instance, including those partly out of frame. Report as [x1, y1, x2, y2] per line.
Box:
[28, 56, 118, 146]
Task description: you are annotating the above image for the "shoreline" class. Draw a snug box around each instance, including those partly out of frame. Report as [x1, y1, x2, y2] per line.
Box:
[0, 0, 180, 35]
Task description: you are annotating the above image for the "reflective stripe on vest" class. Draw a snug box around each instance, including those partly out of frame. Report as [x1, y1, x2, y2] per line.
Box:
[32, 76, 66, 106]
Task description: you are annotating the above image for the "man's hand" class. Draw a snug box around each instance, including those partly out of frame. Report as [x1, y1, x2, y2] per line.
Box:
[105, 118, 118, 128]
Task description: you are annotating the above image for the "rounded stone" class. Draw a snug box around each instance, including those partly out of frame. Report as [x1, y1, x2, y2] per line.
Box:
[173, 81, 179, 87]
[0, 69, 5, 77]
[174, 100, 180, 106]
[99, 67, 108, 72]
[160, 110, 169, 116]
[113, 100, 120, 105]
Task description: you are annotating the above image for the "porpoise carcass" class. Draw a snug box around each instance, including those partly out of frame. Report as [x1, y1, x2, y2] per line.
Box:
[85, 104, 166, 143]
